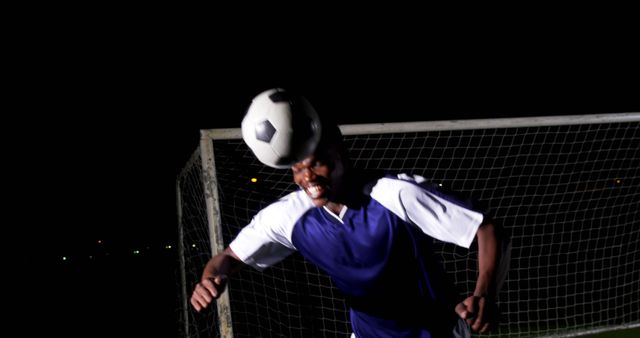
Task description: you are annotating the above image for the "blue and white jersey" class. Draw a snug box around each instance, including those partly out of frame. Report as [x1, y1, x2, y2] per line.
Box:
[229, 174, 484, 337]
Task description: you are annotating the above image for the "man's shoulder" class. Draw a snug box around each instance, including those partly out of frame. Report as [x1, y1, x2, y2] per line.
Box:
[375, 173, 486, 214]
[259, 190, 314, 218]
[249, 190, 316, 238]
[365, 173, 428, 202]
[369, 173, 431, 191]
[389, 173, 428, 184]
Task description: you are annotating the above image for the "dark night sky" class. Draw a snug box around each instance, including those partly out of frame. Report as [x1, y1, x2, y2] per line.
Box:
[14, 15, 639, 337]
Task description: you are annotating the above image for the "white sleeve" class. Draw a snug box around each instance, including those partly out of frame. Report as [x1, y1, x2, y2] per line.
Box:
[229, 191, 313, 271]
[370, 175, 484, 248]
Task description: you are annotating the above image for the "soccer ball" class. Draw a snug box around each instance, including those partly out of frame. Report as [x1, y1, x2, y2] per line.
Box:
[241, 88, 322, 169]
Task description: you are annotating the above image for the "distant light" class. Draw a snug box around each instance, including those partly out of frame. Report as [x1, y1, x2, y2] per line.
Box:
[616, 179, 621, 184]
[250, 178, 258, 183]
[62, 256, 67, 261]
[438, 183, 443, 187]
[97, 240, 102, 244]
[89, 256, 93, 259]
[165, 245, 172, 249]
[133, 250, 140, 255]
[191, 244, 196, 248]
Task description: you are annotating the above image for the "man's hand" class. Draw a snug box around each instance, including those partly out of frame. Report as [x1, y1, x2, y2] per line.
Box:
[455, 295, 497, 333]
[190, 275, 228, 312]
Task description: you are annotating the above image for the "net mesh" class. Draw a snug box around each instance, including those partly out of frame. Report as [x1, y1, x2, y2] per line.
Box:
[177, 118, 640, 337]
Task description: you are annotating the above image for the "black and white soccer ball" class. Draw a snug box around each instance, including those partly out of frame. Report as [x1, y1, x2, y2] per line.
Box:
[241, 88, 322, 169]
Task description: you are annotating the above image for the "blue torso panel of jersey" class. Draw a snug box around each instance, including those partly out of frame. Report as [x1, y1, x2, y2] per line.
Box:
[291, 196, 459, 337]
[229, 174, 484, 338]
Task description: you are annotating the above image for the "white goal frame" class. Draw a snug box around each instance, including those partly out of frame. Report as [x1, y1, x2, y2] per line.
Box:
[180, 112, 640, 338]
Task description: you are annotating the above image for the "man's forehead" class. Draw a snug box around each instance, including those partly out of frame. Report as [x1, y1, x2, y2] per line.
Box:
[292, 155, 314, 167]
[293, 150, 332, 166]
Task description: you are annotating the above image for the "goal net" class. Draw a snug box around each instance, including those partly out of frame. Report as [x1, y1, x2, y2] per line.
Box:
[176, 113, 640, 337]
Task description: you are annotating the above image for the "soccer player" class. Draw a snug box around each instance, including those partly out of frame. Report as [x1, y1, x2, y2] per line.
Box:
[191, 114, 505, 337]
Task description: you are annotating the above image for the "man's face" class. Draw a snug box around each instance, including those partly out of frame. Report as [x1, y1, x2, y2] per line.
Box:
[292, 150, 343, 207]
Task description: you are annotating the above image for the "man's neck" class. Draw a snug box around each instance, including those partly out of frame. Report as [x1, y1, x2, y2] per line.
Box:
[325, 201, 344, 216]
[330, 169, 384, 209]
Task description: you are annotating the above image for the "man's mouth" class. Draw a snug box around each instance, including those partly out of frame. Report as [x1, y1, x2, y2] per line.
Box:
[305, 184, 325, 199]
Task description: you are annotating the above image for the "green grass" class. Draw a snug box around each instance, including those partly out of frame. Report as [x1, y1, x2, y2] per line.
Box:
[583, 327, 640, 337]
[476, 325, 640, 337]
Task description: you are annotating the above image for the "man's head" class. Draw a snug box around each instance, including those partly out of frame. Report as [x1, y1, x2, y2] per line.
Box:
[291, 120, 350, 207]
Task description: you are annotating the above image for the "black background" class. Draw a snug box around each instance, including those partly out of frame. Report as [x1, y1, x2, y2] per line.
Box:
[12, 10, 639, 337]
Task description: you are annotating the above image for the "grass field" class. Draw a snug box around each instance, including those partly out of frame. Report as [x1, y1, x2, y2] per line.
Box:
[488, 326, 640, 337]
[584, 327, 640, 337]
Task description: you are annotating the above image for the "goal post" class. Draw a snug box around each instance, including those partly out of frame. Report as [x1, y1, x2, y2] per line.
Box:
[177, 113, 640, 337]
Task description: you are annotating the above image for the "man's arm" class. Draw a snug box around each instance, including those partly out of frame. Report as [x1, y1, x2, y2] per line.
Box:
[474, 220, 499, 298]
[455, 220, 502, 333]
[190, 247, 244, 312]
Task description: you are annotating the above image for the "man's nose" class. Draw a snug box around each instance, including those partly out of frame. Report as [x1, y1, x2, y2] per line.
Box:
[303, 167, 316, 181]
